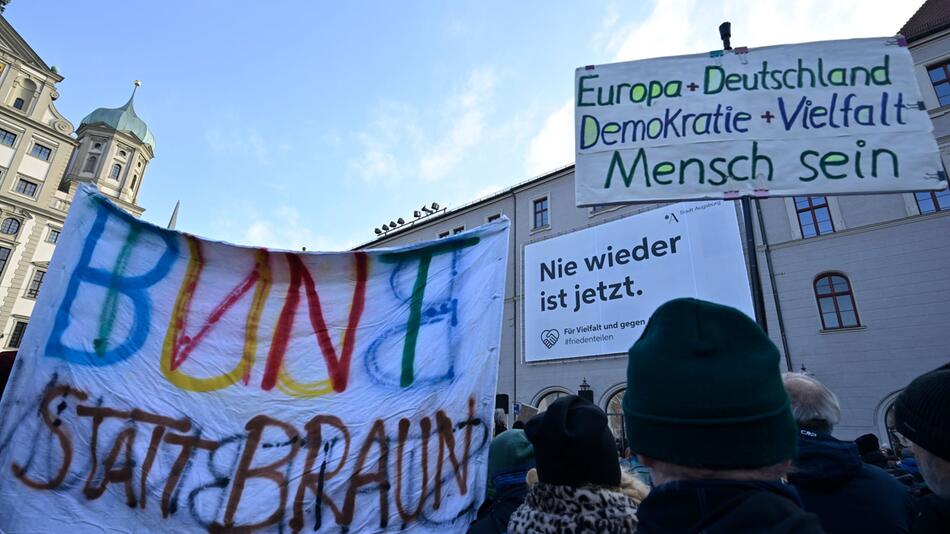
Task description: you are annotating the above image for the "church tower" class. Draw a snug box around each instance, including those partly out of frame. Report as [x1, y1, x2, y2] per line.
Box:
[63, 81, 154, 216]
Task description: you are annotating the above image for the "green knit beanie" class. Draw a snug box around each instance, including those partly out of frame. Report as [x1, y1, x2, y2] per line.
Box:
[487, 429, 535, 487]
[623, 298, 797, 469]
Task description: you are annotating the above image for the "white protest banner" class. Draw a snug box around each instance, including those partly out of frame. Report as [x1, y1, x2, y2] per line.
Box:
[0, 186, 509, 533]
[523, 200, 752, 362]
[575, 37, 948, 205]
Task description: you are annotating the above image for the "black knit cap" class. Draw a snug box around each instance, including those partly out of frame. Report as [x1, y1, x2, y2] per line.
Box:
[524, 394, 621, 487]
[894, 362, 950, 462]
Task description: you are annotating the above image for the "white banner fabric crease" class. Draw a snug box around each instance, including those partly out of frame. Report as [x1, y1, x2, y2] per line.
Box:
[523, 200, 752, 362]
[575, 36, 948, 205]
[0, 185, 510, 533]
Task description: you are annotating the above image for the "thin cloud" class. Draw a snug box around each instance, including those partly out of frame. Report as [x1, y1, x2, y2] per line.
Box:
[205, 126, 273, 166]
[213, 204, 361, 252]
[525, 99, 573, 177]
[350, 67, 498, 185]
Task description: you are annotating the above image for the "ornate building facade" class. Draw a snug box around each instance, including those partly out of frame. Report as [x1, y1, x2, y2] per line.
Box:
[0, 14, 153, 356]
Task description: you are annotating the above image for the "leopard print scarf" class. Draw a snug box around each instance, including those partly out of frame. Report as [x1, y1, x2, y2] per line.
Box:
[507, 482, 640, 533]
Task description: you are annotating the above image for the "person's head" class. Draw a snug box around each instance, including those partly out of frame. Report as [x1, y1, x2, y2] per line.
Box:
[487, 429, 535, 491]
[524, 394, 621, 488]
[895, 362, 950, 499]
[854, 433, 881, 456]
[512, 420, 525, 430]
[624, 298, 797, 483]
[910, 442, 950, 499]
[782, 373, 840, 434]
[494, 409, 507, 436]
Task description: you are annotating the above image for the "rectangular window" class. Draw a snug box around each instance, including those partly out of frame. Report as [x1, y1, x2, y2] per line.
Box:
[25, 269, 45, 299]
[47, 228, 60, 244]
[452, 226, 465, 235]
[915, 190, 950, 214]
[487, 213, 502, 223]
[14, 178, 38, 198]
[438, 231, 450, 239]
[8, 321, 27, 348]
[0, 127, 16, 147]
[794, 196, 834, 238]
[0, 246, 10, 277]
[929, 61, 950, 107]
[30, 143, 52, 161]
[533, 197, 550, 230]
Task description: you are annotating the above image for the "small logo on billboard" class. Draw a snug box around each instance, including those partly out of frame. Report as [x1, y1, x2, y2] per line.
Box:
[664, 212, 679, 223]
[541, 329, 559, 349]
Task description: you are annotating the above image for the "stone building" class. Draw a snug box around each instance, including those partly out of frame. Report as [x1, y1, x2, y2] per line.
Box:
[358, 1, 950, 446]
[0, 14, 153, 359]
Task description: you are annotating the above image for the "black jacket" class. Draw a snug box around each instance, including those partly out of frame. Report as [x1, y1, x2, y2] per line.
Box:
[468, 484, 528, 534]
[911, 493, 950, 534]
[636, 479, 824, 533]
[788, 430, 914, 534]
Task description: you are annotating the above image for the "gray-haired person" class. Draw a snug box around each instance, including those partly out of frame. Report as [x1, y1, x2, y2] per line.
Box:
[783, 373, 914, 534]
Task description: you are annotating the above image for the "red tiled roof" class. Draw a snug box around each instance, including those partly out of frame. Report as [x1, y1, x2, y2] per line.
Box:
[901, 0, 950, 43]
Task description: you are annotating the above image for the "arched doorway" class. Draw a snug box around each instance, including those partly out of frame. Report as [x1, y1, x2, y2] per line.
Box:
[534, 388, 570, 412]
[883, 400, 905, 455]
[876, 391, 907, 456]
[605, 388, 626, 450]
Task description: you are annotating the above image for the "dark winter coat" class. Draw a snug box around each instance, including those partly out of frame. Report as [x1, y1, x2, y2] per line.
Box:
[635, 479, 824, 533]
[468, 483, 529, 534]
[507, 482, 640, 533]
[911, 493, 950, 534]
[788, 429, 914, 534]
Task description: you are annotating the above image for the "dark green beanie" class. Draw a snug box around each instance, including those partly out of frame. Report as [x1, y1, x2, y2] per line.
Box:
[623, 298, 797, 469]
[487, 429, 535, 487]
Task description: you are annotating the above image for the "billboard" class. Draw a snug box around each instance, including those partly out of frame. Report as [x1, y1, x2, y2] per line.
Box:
[523, 200, 752, 362]
[575, 37, 947, 205]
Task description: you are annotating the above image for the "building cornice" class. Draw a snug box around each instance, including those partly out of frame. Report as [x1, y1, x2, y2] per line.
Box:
[355, 163, 575, 249]
[0, 194, 67, 223]
[0, 106, 76, 146]
[766, 208, 950, 251]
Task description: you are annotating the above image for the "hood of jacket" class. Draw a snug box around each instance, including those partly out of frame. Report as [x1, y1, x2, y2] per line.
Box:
[787, 429, 863, 488]
[507, 482, 639, 534]
[636, 479, 824, 534]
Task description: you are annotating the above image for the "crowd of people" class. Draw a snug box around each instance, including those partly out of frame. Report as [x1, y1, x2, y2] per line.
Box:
[468, 298, 950, 533]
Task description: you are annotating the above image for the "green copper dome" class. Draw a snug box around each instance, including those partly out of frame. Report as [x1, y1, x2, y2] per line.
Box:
[80, 91, 155, 151]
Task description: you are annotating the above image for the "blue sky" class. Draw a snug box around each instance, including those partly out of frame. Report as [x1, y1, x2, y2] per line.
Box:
[7, 0, 918, 250]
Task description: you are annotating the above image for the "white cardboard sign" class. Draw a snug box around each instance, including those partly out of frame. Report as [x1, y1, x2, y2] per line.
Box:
[575, 37, 947, 205]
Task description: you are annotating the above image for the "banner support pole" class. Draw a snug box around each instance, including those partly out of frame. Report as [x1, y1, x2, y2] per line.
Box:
[740, 195, 769, 332]
[720, 21, 768, 331]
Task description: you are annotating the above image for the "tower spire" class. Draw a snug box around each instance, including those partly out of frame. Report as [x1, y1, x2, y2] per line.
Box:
[167, 200, 180, 230]
[124, 80, 141, 109]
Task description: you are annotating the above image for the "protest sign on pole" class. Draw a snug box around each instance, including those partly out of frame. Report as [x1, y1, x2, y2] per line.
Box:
[0, 185, 510, 533]
[523, 199, 752, 362]
[575, 37, 948, 206]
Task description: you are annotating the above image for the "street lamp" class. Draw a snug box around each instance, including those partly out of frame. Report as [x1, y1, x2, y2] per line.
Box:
[578, 378, 594, 402]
